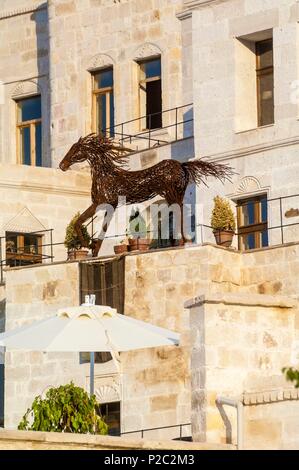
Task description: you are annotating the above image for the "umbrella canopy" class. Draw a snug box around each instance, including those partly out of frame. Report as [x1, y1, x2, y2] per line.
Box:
[0, 305, 180, 352]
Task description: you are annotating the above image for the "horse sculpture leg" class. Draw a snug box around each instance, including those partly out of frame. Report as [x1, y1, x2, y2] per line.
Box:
[74, 203, 97, 249]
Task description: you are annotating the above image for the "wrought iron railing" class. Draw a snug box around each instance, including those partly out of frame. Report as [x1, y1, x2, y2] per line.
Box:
[119, 422, 192, 441]
[103, 103, 193, 149]
[1, 194, 299, 283]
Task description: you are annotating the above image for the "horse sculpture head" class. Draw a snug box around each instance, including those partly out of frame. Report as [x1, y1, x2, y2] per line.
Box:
[59, 136, 86, 171]
[60, 134, 133, 171]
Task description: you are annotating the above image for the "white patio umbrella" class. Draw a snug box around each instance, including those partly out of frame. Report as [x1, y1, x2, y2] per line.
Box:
[0, 304, 179, 395]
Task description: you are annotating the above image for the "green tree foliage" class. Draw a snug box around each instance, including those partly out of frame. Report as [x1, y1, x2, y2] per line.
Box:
[282, 367, 299, 388]
[18, 382, 108, 434]
[210, 196, 236, 231]
[64, 212, 91, 250]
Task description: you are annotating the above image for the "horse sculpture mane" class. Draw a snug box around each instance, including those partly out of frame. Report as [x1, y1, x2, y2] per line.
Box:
[60, 134, 234, 256]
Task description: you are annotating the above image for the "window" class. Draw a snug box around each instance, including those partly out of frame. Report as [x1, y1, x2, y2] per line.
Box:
[256, 38, 274, 126]
[139, 57, 162, 130]
[100, 402, 120, 436]
[92, 68, 114, 136]
[5, 231, 42, 267]
[237, 196, 268, 250]
[16, 96, 42, 166]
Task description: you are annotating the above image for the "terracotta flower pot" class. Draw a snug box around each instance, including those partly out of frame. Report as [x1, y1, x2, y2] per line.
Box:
[128, 238, 150, 252]
[68, 248, 89, 260]
[114, 244, 128, 255]
[213, 230, 234, 248]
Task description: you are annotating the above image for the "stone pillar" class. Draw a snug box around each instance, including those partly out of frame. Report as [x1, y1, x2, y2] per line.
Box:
[185, 293, 297, 447]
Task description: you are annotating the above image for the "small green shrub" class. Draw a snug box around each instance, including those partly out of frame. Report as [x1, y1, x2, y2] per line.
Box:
[282, 367, 299, 388]
[64, 212, 91, 250]
[18, 382, 108, 434]
[210, 196, 236, 232]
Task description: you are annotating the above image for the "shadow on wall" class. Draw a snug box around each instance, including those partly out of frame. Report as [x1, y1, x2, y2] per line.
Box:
[31, 3, 51, 167]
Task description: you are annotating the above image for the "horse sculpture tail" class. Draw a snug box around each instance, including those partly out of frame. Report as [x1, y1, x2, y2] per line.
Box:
[182, 159, 234, 187]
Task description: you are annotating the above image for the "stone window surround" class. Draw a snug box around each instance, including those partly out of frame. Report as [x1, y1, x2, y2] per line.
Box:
[235, 29, 274, 134]
[85, 43, 167, 135]
[10, 80, 43, 167]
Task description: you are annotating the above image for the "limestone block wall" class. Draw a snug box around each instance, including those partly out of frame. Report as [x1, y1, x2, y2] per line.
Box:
[241, 243, 299, 296]
[0, 163, 91, 268]
[187, 293, 299, 449]
[0, 1, 50, 166]
[47, 0, 184, 167]
[2, 244, 241, 432]
[178, 0, 299, 243]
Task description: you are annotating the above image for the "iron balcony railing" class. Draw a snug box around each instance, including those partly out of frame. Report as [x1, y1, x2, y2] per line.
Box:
[103, 103, 194, 149]
[1, 193, 299, 283]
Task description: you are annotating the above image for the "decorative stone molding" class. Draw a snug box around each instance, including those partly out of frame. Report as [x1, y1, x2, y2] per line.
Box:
[236, 176, 261, 195]
[0, 4, 47, 21]
[3, 207, 46, 234]
[87, 53, 115, 71]
[94, 375, 121, 403]
[184, 293, 297, 309]
[11, 80, 41, 99]
[242, 388, 299, 405]
[133, 43, 162, 61]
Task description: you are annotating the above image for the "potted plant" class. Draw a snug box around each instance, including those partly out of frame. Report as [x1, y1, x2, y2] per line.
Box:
[127, 208, 150, 252]
[210, 196, 236, 247]
[114, 237, 129, 255]
[64, 212, 91, 260]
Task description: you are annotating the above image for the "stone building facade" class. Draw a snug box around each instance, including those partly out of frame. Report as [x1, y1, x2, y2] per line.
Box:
[1, 0, 299, 449]
[179, 0, 299, 250]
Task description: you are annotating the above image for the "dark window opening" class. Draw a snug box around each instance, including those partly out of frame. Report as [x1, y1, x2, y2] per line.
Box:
[237, 195, 268, 250]
[6, 231, 42, 267]
[139, 57, 162, 130]
[256, 38, 274, 127]
[100, 402, 121, 436]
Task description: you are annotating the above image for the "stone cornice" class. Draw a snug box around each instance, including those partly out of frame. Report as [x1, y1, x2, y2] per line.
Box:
[0, 3, 47, 21]
[177, 0, 227, 20]
[185, 293, 297, 309]
[0, 180, 90, 198]
[203, 135, 299, 163]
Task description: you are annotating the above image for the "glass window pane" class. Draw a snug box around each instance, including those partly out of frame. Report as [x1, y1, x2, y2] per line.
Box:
[35, 122, 42, 167]
[23, 235, 39, 254]
[246, 233, 256, 250]
[18, 96, 41, 123]
[258, 72, 274, 126]
[20, 126, 31, 165]
[141, 58, 161, 79]
[262, 229, 269, 247]
[94, 69, 113, 89]
[261, 198, 268, 223]
[242, 201, 255, 226]
[96, 94, 107, 133]
[110, 92, 115, 136]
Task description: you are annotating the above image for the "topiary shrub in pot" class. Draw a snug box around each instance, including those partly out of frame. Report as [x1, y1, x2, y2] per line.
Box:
[64, 212, 91, 260]
[18, 382, 108, 434]
[127, 208, 150, 252]
[210, 196, 236, 247]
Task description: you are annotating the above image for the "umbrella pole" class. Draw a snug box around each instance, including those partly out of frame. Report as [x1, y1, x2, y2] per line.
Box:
[90, 352, 95, 397]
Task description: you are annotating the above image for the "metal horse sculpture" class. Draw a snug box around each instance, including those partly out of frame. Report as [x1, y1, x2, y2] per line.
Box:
[60, 134, 233, 257]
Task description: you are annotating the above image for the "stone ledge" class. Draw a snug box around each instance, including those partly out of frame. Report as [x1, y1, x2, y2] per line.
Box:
[243, 388, 299, 406]
[185, 293, 297, 309]
[0, 430, 234, 450]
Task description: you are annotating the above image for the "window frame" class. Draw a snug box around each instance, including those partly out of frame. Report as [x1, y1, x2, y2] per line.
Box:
[237, 195, 268, 250]
[91, 68, 114, 137]
[138, 56, 162, 131]
[256, 38, 274, 127]
[5, 231, 43, 266]
[16, 95, 42, 166]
